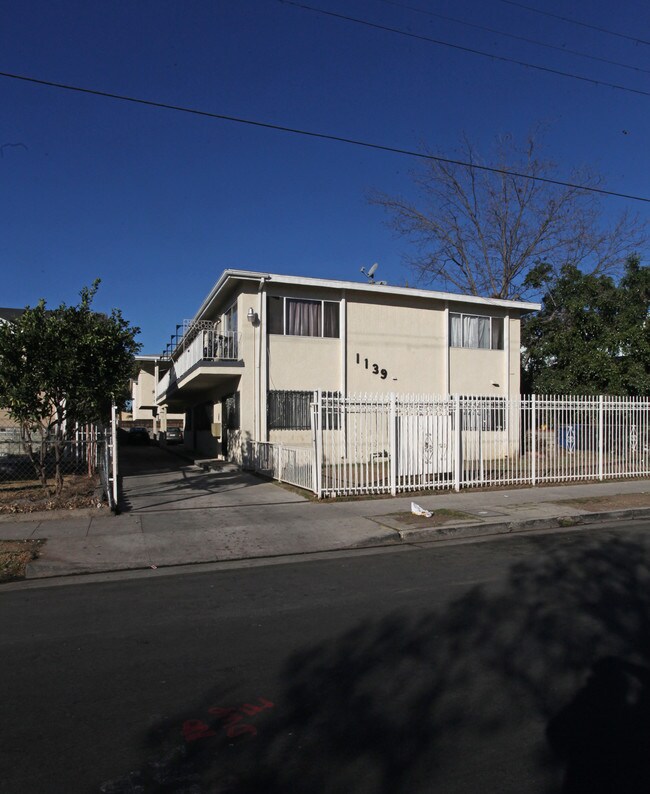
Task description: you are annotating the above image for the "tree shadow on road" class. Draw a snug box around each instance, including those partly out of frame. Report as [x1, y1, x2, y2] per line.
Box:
[100, 531, 650, 793]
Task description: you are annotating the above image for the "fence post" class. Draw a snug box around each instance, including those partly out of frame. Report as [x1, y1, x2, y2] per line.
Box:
[277, 444, 284, 483]
[454, 394, 462, 492]
[531, 394, 537, 486]
[312, 390, 323, 497]
[599, 395, 604, 481]
[110, 402, 118, 508]
[389, 392, 397, 496]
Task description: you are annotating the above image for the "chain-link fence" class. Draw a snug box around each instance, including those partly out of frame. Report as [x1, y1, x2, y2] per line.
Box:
[0, 426, 103, 479]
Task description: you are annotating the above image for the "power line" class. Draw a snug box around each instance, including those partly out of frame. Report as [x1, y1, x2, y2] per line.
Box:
[498, 0, 650, 47]
[1, 69, 649, 203]
[376, 0, 650, 76]
[279, 0, 650, 100]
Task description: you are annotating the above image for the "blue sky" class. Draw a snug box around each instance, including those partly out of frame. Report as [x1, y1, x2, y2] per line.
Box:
[2, 0, 649, 351]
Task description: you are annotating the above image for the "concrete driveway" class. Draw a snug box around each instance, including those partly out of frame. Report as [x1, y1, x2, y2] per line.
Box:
[118, 443, 308, 513]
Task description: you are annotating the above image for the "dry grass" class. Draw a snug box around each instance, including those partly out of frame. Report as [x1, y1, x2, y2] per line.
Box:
[0, 539, 44, 582]
[0, 474, 102, 514]
[557, 492, 650, 512]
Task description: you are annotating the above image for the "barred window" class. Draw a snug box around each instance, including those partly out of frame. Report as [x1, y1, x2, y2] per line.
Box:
[459, 397, 506, 431]
[223, 392, 240, 430]
[268, 391, 313, 430]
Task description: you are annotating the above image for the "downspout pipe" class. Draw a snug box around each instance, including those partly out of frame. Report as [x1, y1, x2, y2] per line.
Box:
[256, 276, 267, 442]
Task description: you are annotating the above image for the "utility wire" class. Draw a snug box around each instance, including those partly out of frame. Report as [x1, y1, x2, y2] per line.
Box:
[498, 0, 650, 47]
[1, 69, 649, 203]
[376, 0, 650, 75]
[280, 0, 650, 100]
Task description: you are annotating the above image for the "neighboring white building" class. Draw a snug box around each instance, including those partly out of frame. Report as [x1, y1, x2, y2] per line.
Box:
[154, 270, 540, 459]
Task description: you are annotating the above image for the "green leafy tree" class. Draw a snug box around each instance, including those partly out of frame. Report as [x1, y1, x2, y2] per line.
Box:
[0, 281, 141, 492]
[522, 257, 650, 395]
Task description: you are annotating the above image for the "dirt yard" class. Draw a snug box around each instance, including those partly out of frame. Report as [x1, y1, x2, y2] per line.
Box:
[0, 475, 102, 514]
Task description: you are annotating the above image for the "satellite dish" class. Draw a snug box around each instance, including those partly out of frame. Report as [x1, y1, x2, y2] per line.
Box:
[360, 262, 380, 283]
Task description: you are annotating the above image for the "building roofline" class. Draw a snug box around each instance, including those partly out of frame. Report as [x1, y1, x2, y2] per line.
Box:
[0, 307, 26, 323]
[194, 269, 541, 320]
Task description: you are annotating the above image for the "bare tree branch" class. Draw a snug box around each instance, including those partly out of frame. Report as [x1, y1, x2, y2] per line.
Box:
[369, 132, 647, 298]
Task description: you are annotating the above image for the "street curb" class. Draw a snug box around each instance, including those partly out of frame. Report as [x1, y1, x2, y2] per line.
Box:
[6, 506, 650, 586]
[397, 506, 650, 542]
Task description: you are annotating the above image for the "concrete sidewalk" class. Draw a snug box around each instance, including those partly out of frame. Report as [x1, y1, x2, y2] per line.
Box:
[1, 472, 649, 581]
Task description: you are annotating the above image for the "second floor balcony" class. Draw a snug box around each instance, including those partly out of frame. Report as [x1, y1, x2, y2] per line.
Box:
[156, 329, 241, 401]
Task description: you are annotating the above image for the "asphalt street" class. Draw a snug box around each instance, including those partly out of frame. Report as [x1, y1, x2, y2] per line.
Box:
[2, 520, 650, 793]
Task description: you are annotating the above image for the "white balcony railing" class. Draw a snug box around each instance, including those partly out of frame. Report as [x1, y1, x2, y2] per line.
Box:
[156, 331, 240, 399]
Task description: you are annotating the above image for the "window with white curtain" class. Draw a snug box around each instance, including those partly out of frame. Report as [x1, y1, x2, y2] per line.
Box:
[449, 313, 505, 350]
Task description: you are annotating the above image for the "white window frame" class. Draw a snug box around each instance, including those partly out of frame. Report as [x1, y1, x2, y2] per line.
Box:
[222, 301, 238, 334]
[267, 296, 340, 338]
[449, 312, 504, 350]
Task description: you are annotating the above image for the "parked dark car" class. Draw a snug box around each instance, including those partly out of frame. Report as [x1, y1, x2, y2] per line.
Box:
[165, 427, 183, 445]
[128, 427, 150, 445]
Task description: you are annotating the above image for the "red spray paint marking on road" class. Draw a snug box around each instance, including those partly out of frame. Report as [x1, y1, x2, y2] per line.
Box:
[184, 697, 275, 742]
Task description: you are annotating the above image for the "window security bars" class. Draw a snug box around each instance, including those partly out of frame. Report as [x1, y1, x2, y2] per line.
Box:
[223, 392, 241, 430]
[268, 391, 313, 430]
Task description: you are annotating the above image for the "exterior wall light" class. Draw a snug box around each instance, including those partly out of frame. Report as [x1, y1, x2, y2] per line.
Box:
[247, 307, 259, 324]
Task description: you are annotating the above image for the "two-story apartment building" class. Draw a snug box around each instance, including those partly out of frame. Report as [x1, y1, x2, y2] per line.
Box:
[154, 270, 540, 460]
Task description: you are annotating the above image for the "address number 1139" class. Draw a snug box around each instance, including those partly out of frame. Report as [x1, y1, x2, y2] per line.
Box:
[356, 353, 388, 380]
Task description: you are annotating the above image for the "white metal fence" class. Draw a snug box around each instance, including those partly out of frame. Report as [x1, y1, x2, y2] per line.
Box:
[241, 393, 650, 498]
[243, 441, 315, 492]
[315, 392, 650, 497]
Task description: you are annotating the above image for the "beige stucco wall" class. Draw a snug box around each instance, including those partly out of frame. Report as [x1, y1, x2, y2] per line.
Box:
[346, 293, 445, 394]
[508, 316, 521, 397]
[133, 370, 156, 418]
[268, 336, 340, 390]
[237, 284, 260, 449]
[449, 348, 505, 396]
